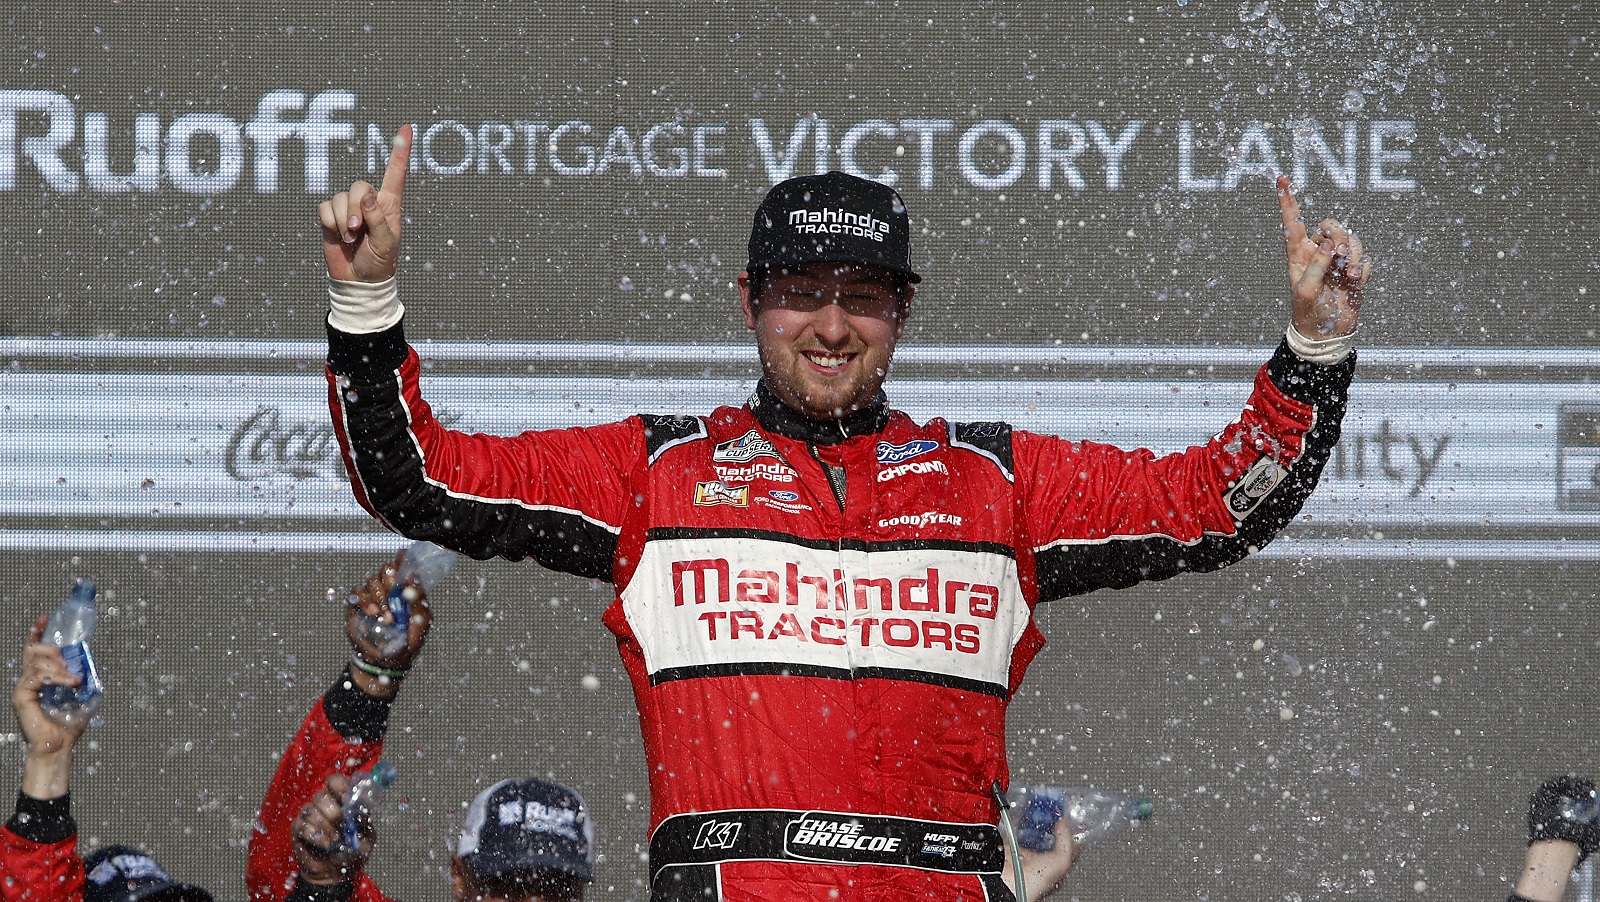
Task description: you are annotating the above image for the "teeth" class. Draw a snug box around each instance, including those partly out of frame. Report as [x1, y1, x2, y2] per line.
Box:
[806, 352, 849, 368]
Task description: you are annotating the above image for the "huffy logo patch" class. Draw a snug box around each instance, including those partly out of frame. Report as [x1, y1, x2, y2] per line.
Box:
[1224, 457, 1288, 517]
[876, 439, 939, 465]
[694, 481, 750, 507]
[713, 430, 781, 463]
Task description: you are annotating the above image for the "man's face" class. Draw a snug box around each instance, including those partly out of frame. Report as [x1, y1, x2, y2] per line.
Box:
[739, 262, 913, 420]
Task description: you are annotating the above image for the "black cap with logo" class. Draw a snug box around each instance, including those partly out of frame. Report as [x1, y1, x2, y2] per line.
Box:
[457, 777, 596, 884]
[746, 171, 921, 283]
[82, 846, 213, 902]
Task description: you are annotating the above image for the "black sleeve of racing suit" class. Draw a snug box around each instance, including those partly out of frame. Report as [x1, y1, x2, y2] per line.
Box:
[326, 320, 626, 580]
[1031, 340, 1354, 601]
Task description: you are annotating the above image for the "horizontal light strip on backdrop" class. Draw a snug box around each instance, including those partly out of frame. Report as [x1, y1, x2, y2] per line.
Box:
[0, 532, 1595, 562]
[4, 368, 1597, 551]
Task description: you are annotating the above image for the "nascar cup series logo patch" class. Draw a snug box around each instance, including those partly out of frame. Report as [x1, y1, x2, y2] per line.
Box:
[694, 481, 750, 507]
[714, 430, 781, 463]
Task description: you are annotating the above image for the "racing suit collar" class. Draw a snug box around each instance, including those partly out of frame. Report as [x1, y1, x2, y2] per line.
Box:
[749, 380, 890, 445]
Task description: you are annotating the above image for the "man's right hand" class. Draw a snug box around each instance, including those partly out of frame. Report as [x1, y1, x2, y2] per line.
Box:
[319, 125, 412, 283]
[292, 773, 372, 886]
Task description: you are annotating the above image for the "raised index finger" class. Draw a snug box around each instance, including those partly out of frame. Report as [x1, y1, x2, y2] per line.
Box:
[1276, 175, 1306, 242]
[380, 124, 413, 199]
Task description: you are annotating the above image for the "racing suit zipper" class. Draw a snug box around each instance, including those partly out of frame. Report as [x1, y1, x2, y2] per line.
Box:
[809, 443, 847, 513]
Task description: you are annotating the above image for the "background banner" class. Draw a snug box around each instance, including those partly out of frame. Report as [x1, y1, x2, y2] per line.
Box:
[1, 3, 1595, 900]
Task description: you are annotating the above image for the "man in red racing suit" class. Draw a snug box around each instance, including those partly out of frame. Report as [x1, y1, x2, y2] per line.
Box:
[317, 135, 1367, 902]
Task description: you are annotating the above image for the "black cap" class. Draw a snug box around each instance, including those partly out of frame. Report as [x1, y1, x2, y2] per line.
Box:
[457, 778, 596, 884]
[746, 171, 921, 283]
[82, 846, 213, 902]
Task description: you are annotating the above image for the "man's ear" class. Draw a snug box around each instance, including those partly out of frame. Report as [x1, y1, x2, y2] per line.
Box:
[894, 284, 915, 340]
[737, 271, 758, 330]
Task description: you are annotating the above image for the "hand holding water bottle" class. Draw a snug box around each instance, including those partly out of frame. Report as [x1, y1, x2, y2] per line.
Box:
[12, 612, 93, 801]
[291, 764, 397, 885]
[344, 544, 445, 695]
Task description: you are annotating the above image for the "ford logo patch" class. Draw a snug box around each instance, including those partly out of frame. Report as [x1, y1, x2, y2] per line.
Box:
[876, 439, 939, 464]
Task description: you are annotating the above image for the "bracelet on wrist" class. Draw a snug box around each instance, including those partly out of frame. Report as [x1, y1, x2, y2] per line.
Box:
[350, 655, 410, 681]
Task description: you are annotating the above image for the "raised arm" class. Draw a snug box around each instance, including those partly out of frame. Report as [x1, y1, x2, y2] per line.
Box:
[1020, 181, 1361, 600]
[247, 557, 431, 902]
[2, 617, 90, 902]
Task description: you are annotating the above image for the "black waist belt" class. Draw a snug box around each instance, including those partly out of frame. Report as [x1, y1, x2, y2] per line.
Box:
[648, 808, 1005, 888]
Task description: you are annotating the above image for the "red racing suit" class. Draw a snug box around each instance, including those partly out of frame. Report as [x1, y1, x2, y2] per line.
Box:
[326, 322, 1353, 902]
[246, 669, 394, 902]
[1, 793, 84, 902]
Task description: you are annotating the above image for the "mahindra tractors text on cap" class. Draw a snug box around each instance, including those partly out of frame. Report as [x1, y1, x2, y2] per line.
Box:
[747, 171, 922, 283]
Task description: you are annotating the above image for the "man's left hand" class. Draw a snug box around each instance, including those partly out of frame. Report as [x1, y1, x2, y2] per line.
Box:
[1278, 175, 1370, 340]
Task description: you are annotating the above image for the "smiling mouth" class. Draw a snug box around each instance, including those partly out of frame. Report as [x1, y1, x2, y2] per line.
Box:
[803, 350, 854, 370]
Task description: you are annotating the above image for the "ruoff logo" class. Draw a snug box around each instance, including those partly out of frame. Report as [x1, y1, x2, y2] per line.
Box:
[693, 819, 743, 851]
[713, 430, 781, 463]
[788, 207, 890, 242]
[694, 481, 750, 507]
[876, 439, 939, 464]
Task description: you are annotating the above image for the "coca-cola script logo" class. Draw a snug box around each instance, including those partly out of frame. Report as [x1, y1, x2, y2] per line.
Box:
[225, 406, 460, 480]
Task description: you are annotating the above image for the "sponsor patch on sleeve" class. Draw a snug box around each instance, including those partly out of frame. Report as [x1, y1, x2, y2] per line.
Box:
[1223, 456, 1289, 518]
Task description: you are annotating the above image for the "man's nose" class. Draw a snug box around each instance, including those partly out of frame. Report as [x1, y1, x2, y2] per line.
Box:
[810, 300, 851, 343]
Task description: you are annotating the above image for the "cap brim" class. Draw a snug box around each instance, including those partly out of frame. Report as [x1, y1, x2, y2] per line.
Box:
[129, 884, 214, 902]
[465, 852, 594, 885]
[747, 255, 921, 284]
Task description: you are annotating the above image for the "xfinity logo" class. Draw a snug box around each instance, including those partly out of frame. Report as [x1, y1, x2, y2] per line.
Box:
[788, 206, 890, 242]
[693, 819, 744, 851]
[876, 439, 938, 464]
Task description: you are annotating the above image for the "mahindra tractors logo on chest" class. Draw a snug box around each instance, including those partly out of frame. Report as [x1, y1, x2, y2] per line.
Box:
[713, 430, 781, 463]
[876, 439, 939, 464]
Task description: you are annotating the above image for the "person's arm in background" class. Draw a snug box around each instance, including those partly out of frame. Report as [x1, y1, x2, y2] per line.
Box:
[1000, 815, 1078, 902]
[246, 556, 433, 902]
[1508, 776, 1600, 902]
[1, 617, 91, 902]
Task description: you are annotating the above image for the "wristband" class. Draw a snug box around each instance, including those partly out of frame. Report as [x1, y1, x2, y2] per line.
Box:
[328, 277, 402, 334]
[1285, 323, 1355, 365]
[350, 655, 410, 681]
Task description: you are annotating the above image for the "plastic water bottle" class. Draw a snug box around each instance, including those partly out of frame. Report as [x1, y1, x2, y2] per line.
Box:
[336, 761, 398, 860]
[356, 542, 456, 657]
[39, 579, 105, 725]
[1007, 785, 1152, 852]
[1563, 792, 1600, 825]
